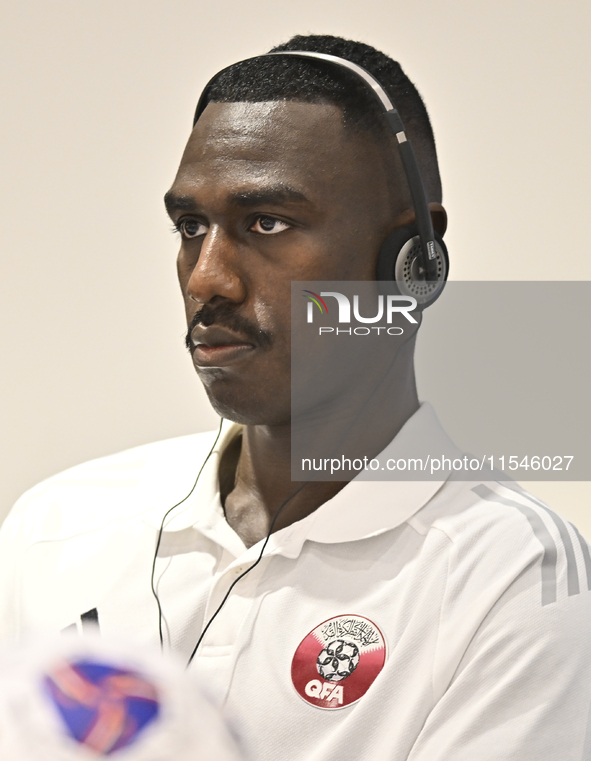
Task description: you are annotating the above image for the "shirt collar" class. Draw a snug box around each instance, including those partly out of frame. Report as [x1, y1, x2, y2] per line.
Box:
[154, 419, 239, 526]
[301, 402, 460, 544]
[152, 403, 460, 551]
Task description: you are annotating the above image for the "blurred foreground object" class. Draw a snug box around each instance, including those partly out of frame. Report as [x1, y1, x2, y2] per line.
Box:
[0, 633, 243, 760]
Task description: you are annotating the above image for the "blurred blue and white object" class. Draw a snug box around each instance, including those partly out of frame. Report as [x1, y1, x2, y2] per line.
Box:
[0, 634, 243, 760]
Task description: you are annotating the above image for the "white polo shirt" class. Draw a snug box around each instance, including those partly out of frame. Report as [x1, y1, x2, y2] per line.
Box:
[1, 404, 590, 760]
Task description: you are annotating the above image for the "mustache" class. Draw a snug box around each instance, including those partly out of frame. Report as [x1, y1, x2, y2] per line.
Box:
[185, 303, 273, 351]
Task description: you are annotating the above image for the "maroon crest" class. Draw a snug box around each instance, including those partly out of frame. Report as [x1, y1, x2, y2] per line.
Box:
[291, 615, 386, 709]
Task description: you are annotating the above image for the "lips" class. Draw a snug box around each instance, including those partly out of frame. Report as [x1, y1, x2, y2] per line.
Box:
[190, 326, 255, 368]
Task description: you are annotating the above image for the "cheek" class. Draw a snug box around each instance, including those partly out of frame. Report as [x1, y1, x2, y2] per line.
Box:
[176, 256, 190, 303]
[253, 285, 290, 331]
[291, 228, 382, 283]
[176, 253, 200, 323]
[326, 228, 383, 280]
[176, 250, 190, 289]
[176, 239, 204, 279]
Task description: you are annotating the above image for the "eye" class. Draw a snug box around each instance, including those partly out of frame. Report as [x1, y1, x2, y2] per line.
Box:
[250, 215, 291, 235]
[177, 218, 207, 239]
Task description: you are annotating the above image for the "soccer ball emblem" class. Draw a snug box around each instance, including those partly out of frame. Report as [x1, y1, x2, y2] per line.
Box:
[316, 640, 360, 682]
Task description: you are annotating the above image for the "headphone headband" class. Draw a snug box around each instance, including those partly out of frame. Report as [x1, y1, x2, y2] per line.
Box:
[192, 50, 438, 278]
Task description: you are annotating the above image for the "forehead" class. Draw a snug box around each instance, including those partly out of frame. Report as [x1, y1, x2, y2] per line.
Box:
[172, 101, 384, 199]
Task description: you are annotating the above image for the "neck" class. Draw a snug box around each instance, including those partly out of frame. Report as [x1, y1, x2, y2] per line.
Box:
[220, 349, 419, 548]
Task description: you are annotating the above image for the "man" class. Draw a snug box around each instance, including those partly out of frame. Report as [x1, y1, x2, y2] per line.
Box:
[0, 34, 590, 760]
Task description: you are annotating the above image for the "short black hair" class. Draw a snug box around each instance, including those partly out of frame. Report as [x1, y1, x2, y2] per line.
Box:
[200, 34, 441, 201]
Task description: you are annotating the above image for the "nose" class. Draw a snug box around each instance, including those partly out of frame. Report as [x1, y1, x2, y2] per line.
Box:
[182, 226, 246, 307]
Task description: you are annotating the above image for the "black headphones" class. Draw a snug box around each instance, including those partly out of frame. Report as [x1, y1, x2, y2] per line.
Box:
[193, 50, 449, 308]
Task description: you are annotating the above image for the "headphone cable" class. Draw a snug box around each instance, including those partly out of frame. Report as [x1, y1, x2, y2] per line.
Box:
[150, 417, 225, 649]
[186, 477, 310, 665]
[186, 311, 421, 665]
[153, 307, 422, 664]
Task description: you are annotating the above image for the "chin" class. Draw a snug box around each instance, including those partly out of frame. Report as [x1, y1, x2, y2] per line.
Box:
[202, 380, 290, 427]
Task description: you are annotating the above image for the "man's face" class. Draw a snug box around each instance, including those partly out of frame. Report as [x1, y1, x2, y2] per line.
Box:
[166, 101, 399, 426]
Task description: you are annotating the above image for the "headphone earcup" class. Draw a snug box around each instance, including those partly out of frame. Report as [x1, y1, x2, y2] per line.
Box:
[376, 225, 449, 308]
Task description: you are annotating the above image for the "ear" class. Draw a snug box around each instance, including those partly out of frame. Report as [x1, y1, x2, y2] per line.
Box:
[429, 203, 447, 236]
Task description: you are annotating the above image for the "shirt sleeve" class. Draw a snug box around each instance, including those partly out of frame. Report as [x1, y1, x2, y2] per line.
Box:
[407, 508, 591, 760]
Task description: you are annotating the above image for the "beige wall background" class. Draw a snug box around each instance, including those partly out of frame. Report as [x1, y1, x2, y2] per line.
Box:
[1, 0, 590, 534]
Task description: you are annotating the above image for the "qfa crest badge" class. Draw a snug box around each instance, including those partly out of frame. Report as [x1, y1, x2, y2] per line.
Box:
[291, 614, 386, 709]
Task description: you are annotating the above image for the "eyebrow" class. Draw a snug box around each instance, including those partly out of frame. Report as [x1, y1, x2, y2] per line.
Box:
[163, 191, 198, 214]
[164, 184, 311, 215]
[230, 185, 309, 207]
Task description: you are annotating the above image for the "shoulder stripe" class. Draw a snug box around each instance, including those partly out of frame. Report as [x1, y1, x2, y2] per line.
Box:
[505, 485, 591, 597]
[537, 507, 579, 596]
[472, 484, 557, 605]
[570, 523, 591, 591]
